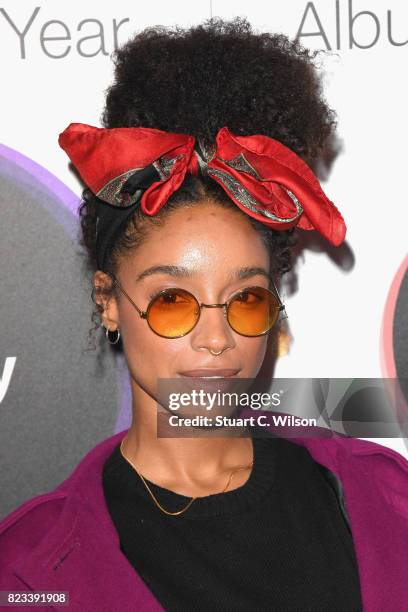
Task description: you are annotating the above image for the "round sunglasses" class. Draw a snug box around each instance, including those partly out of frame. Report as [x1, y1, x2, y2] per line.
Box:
[108, 273, 286, 339]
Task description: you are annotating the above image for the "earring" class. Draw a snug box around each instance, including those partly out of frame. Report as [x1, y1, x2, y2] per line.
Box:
[277, 327, 291, 358]
[105, 326, 121, 345]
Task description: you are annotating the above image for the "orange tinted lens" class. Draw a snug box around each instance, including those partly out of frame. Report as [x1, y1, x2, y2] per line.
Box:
[227, 287, 280, 336]
[147, 289, 199, 338]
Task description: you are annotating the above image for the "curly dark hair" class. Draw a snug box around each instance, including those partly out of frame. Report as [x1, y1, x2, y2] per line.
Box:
[78, 16, 337, 350]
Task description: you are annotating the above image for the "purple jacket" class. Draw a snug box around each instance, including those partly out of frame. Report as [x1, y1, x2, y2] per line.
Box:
[1, 425, 408, 611]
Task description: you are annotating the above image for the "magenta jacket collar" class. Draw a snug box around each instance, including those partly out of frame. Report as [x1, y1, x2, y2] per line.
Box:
[3, 427, 408, 611]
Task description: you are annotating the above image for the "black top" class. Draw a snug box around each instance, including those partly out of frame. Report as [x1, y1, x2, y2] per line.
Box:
[102, 430, 363, 611]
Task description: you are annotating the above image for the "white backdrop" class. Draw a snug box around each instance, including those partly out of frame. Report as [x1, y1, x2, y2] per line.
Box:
[1, 0, 407, 463]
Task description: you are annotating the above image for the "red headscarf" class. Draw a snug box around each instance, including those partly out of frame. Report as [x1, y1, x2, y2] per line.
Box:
[59, 122, 346, 269]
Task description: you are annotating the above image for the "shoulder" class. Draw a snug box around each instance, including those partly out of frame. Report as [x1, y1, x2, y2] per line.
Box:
[0, 430, 126, 570]
[0, 489, 67, 559]
[267, 432, 408, 492]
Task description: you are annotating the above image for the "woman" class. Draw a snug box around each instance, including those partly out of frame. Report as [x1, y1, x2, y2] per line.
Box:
[1, 17, 407, 612]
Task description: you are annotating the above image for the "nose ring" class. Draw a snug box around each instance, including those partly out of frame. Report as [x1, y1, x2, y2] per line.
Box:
[209, 348, 225, 356]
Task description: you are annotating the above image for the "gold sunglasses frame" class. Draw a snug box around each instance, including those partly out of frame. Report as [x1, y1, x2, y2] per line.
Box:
[107, 272, 287, 339]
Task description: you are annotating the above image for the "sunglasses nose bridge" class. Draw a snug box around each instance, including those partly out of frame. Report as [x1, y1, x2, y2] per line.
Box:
[199, 302, 228, 317]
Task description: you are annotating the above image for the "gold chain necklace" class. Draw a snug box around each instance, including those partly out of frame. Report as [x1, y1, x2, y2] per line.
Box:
[119, 438, 254, 516]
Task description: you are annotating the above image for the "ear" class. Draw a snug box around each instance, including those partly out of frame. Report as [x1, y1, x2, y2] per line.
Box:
[93, 271, 120, 331]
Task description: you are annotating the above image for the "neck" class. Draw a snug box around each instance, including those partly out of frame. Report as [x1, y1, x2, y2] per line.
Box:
[122, 384, 254, 496]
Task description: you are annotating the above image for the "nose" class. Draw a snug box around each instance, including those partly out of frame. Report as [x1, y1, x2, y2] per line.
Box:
[191, 302, 235, 354]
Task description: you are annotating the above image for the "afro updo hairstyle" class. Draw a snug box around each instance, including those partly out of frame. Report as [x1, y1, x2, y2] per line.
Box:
[78, 16, 337, 350]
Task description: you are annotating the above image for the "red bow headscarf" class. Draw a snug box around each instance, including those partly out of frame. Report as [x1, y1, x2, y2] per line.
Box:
[59, 123, 346, 270]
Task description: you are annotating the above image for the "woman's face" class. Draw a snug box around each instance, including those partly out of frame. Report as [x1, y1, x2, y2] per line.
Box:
[97, 202, 273, 400]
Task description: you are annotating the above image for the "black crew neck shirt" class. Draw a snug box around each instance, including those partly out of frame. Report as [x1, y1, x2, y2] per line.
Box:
[102, 430, 363, 611]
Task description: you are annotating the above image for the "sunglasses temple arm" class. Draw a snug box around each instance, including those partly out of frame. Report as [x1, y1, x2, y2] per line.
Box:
[269, 276, 285, 304]
[269, 276, 289, 321]
[109, 274, 147, 319]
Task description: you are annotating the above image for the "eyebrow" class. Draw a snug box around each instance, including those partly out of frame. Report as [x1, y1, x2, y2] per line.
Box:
[135, 264, 271, 283]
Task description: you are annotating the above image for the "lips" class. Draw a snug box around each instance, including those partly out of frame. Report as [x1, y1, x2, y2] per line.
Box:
[178, 368, 241, 378]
